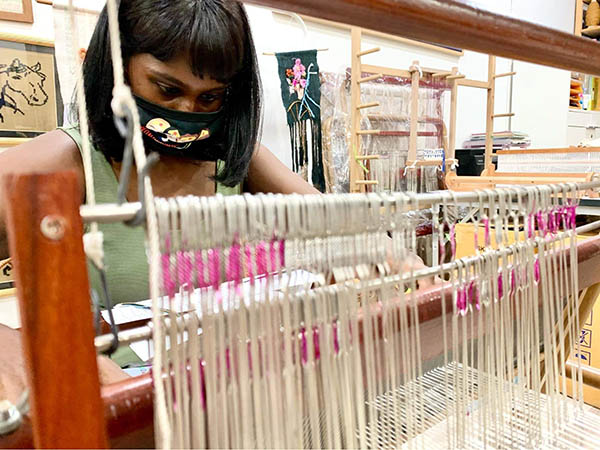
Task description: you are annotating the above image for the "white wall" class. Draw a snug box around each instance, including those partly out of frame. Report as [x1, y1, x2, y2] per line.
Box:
[0, 0, 54, 40]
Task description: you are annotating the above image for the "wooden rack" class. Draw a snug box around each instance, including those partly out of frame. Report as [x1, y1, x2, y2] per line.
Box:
[349, 27, 463, 192]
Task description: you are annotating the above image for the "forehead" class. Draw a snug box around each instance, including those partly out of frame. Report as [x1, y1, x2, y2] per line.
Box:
[130, 53, 226, 90]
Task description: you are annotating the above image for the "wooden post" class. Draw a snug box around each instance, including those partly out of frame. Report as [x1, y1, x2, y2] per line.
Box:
[408, 60, 420, 163]
[485, 55, 496, 170]
[575, 0, 584, 36]
[350, 26, 365, 193]
[449, 66, 459, 161]
[3, 171, 108, 449]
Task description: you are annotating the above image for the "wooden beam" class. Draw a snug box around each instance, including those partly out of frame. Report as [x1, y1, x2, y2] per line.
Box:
[362, 64, 412, 79]
[494, 71, 517, 78]
[575, 0, 584, 36]
[246, 0, 600, 76]
[355, 180, 379, 185]
[449, 67, 458, 160]
[357, 47, 380, 57]
[354, 154, 381, 160]
[457, 79, 489, 89]
[286, 13, 463, 56]
[358, 73, 383, 83]
[492, 112, 515, 118]
[357, 101, 380, 110]
[446, 74, 465, 80]
[3, 172, 108, 449]
[485, 55, 496, 168]
[408, 60, 420, 162]
[350, 27, 365, 193]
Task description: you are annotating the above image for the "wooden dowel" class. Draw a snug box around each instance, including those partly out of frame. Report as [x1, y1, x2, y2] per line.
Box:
[355, 155, 381, 160]
[355, 180, 379, 185]
[446, 74, 465, 80]
[432, 71, 452, 78]
[357, 47, 380, 57]
[358, 73, 383, 83]
[263, 48, 328, 55]
[494, 71, 517, 78]
[357, 130, 381, 135]
[492, 113, 515, 118]
[357, 101, 380, 110]
[457, 79, 490, 89]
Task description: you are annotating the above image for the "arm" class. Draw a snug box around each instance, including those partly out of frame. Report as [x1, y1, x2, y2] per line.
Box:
[245, 145, 320, 195]
[0, 130, 85, 259]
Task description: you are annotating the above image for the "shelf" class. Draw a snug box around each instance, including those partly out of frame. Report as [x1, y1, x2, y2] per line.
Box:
[582, 25, 600, 38]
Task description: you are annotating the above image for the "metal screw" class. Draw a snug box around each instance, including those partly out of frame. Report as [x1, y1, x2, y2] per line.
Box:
[0, 400, 21, 436]
[40, 215, 67, 241]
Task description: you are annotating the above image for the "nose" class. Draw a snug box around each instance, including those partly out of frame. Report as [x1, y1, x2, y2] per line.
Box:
[178, 98, 198, 113]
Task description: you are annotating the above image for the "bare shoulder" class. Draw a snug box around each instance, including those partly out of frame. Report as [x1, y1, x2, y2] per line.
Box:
[0, 130, 85, 195]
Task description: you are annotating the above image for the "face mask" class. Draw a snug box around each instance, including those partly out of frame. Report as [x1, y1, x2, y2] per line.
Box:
[134, 95, 226, 160]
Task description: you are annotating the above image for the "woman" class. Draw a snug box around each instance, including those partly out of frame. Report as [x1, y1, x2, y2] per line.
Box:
[0, 0, 429, 305]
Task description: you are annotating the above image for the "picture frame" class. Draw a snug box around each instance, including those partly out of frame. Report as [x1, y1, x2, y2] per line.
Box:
[0, 32, 63, 138]
[0, 0, 33, 23]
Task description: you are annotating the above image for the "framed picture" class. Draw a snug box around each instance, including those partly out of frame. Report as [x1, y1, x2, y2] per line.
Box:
[0, 0, 33, 23]
[0, 32, 63, 138]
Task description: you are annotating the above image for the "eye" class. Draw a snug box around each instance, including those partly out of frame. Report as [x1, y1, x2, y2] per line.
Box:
[156, 82, 181, 97]
[12, 75, 22, 80]
[198, 93, 222, 104]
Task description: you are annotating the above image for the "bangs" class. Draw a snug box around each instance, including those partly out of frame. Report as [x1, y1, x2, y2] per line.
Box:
[127, 1, 246, 82]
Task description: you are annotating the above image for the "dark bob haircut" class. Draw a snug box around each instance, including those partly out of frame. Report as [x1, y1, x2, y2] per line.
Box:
[81, 0, 262, 187]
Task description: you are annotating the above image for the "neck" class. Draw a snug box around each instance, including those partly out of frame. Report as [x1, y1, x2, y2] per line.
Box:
[111, 156, 218, 200]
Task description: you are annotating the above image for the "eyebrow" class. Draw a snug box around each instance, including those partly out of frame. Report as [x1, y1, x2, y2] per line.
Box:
[148, 69, 228, 93]
[148, 69, 187, 88]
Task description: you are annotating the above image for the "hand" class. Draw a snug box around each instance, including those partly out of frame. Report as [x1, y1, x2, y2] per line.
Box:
[386, 240, 441, 290]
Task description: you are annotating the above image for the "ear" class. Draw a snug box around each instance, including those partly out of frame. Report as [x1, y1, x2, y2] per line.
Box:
[32, 62, 41, 72]
[10, 59, 20, 68]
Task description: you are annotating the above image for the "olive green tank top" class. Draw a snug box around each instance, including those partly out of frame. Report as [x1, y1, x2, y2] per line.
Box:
[60, 126, 241, 305]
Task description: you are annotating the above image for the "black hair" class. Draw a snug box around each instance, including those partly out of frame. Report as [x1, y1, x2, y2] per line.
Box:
[80, 0, 262, 187]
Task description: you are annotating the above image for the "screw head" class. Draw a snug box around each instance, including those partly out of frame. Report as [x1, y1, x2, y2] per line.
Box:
[0, 400, 21, 436]
[40, 215, 67, 241]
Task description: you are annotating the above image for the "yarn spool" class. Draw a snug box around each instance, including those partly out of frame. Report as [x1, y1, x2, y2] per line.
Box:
[586, 0, 600, 28]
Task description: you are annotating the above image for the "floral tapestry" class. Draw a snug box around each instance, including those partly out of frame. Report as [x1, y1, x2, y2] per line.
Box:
[276, 50, 325, 192]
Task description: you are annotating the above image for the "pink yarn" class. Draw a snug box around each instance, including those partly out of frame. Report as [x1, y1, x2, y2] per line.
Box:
[510, 268, 516, 295]
[279, 239, 286, 268]
[244, 243, 254, 285]
[534, 259, 540, 284]
[195, 250, 209, 288]
[256, 241, 268, 276]
[497, 273, 503, 299]
[527, 214, 535, 239]
[208, 248, 221, 290]
[161, 252, 176, 299]
[227, 241, 242, 286]
[269, 238, 278, 272]
[482, 218, 491, 247]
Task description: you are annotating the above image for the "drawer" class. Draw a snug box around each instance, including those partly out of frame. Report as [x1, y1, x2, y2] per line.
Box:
[568, 110, 600, 128]
[567, 125, 592, 145]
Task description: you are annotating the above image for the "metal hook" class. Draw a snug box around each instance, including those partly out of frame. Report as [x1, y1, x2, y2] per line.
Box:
[113, 100, 160, 227]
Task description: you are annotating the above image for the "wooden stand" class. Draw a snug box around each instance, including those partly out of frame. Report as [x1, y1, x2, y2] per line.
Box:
[349, 27, 466, 192]
[3, 172, 108, 449]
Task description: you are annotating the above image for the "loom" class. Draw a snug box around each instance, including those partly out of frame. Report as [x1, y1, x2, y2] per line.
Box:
[3, 1, 600, 449]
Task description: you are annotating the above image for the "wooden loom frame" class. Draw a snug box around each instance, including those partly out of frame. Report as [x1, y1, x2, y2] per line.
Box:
[443, 54, 599, 191]
[349, 26, 459, 192]
[4, 0, 600, 448]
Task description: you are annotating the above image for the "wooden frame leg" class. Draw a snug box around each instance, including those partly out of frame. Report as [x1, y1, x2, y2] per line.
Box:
[3, 171, 108, 449]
